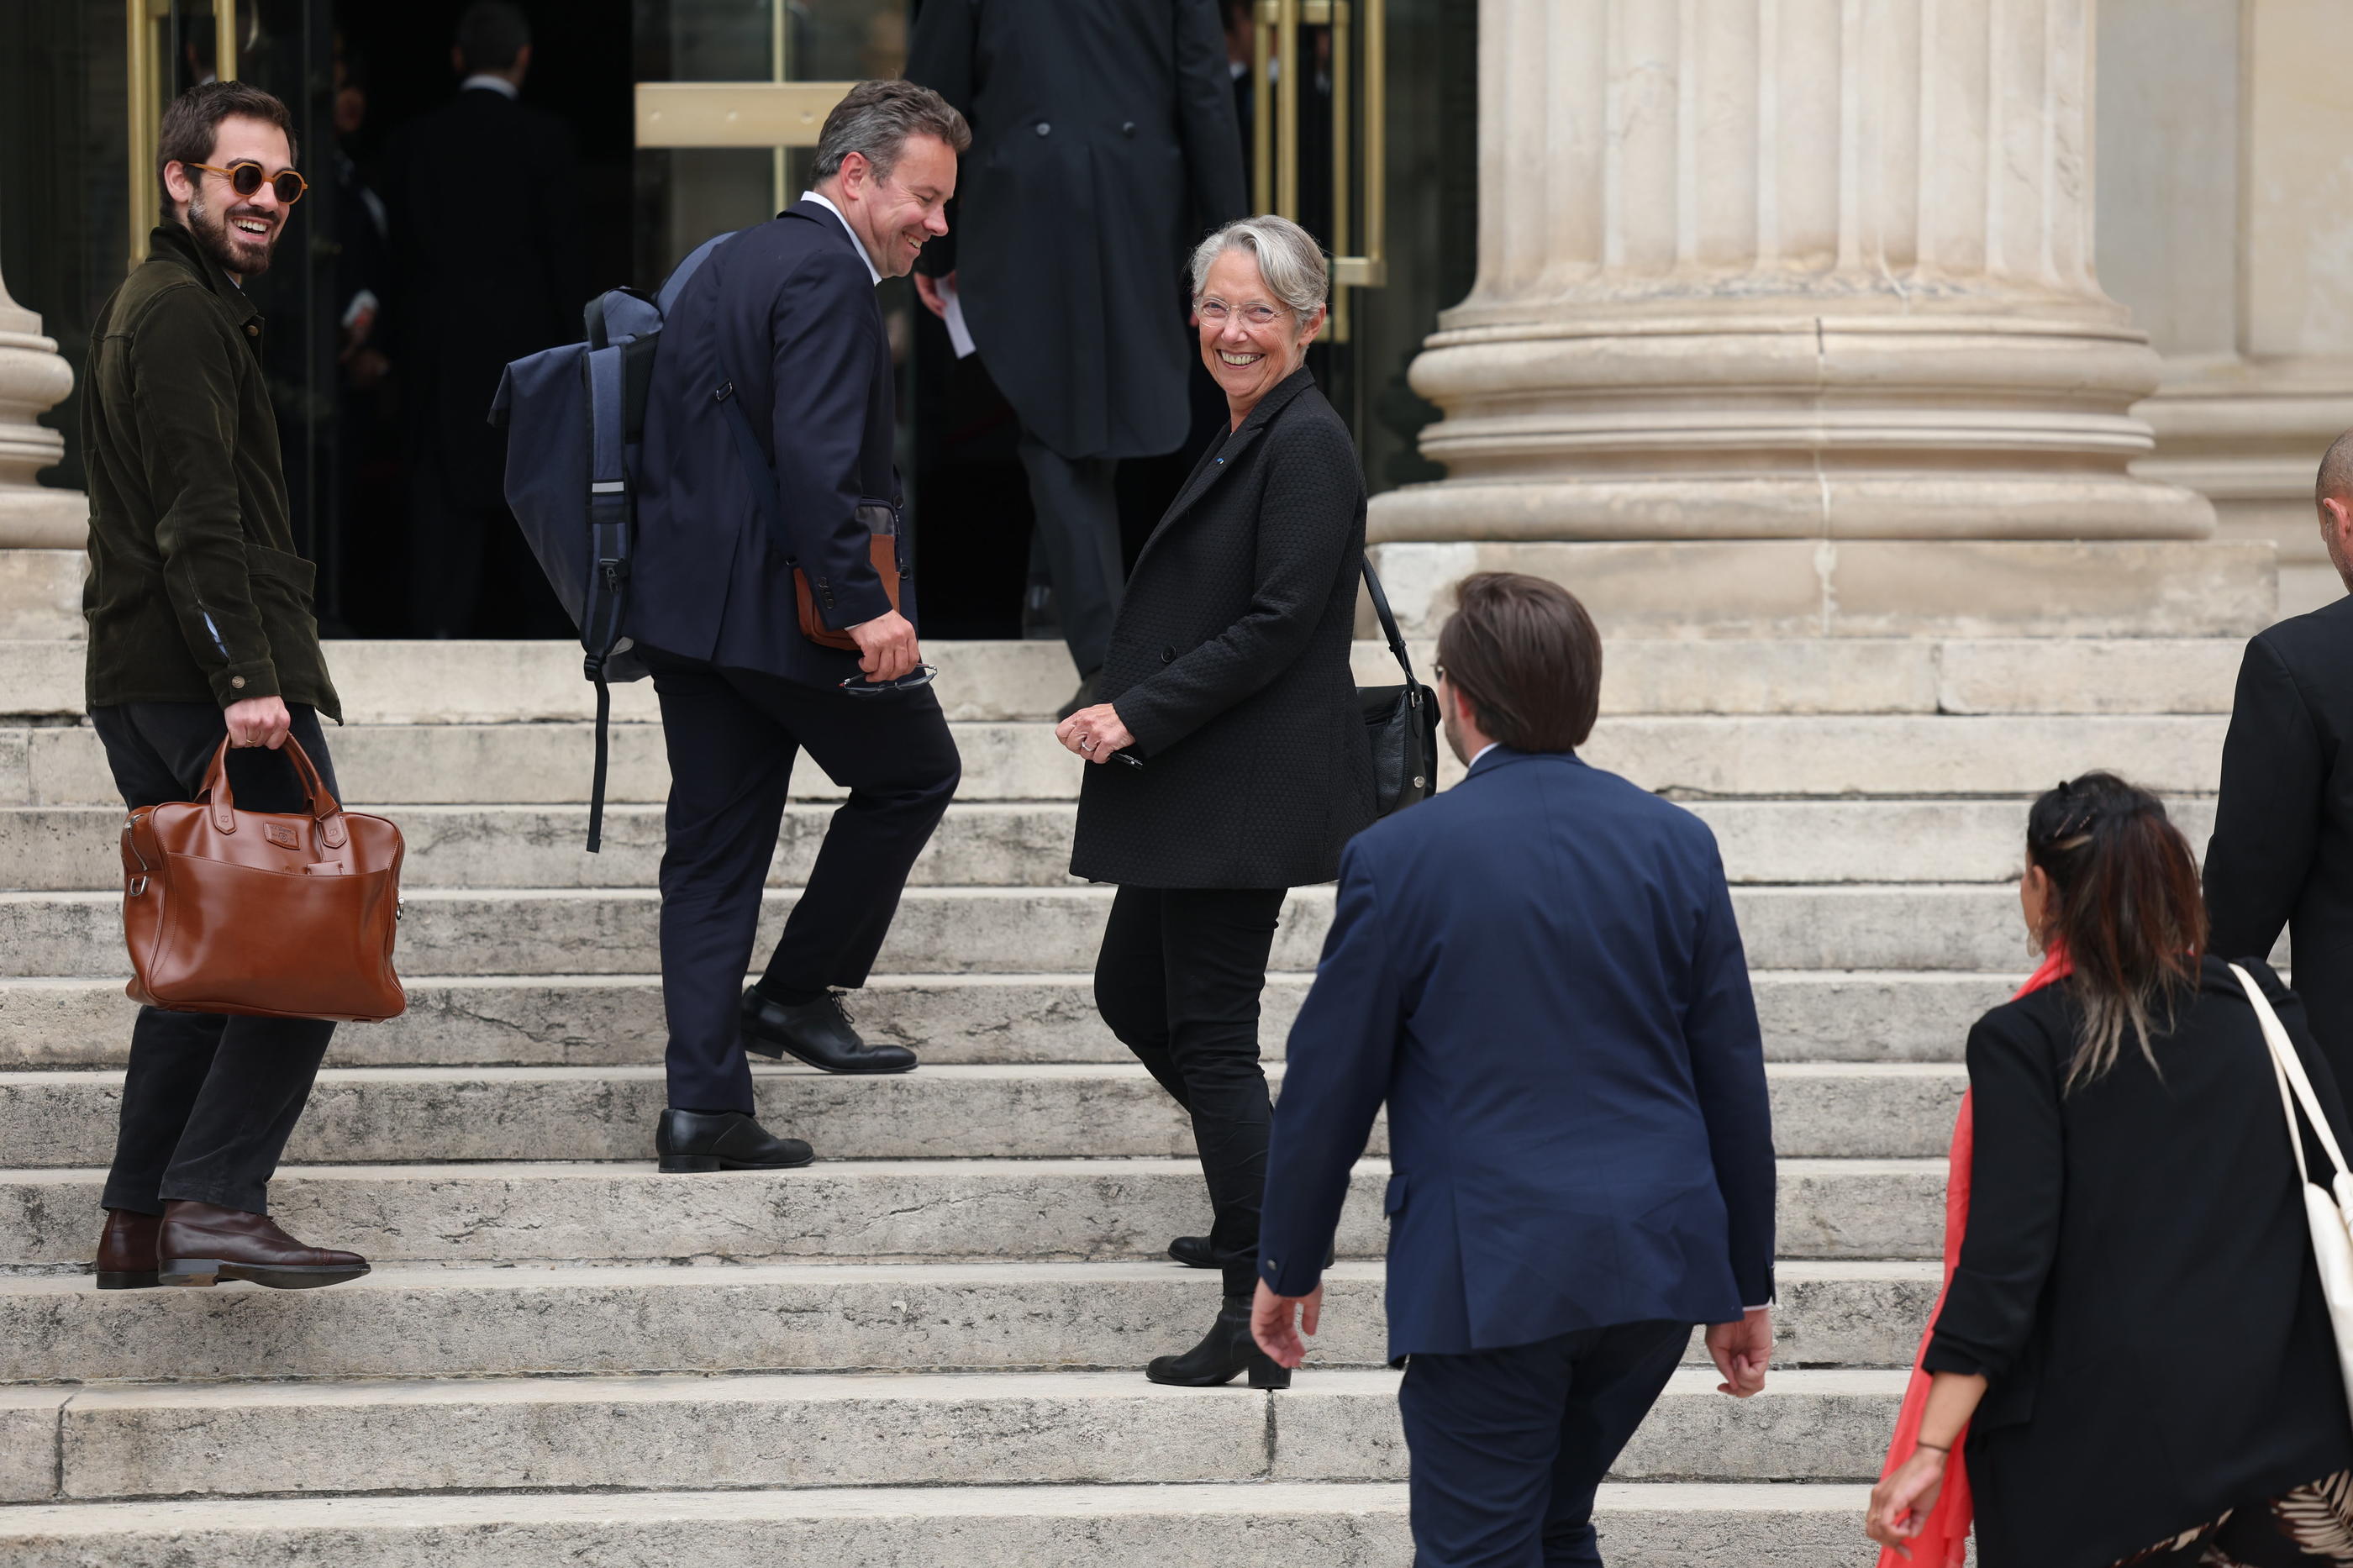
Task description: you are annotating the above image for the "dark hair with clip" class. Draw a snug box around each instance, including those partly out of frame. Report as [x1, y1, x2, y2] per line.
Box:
[2025, 771, 2206, 1092]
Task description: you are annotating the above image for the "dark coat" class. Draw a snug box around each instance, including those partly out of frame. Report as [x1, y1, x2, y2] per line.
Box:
[80, 224, 339, 720]
[2208, 597, 2353, 1086]
[630, 204, 903, 689]
[905, 0, 1247, 460]
[1924, 959, 2353, 1568]
[1070, 369, 1374, 887]
[1258, 748, 1777, 1360]
[384, 86, 587, 508]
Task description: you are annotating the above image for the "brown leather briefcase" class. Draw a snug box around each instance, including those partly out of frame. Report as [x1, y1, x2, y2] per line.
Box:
[794, 505, 903, 652]
[119, 736, 407, 1023]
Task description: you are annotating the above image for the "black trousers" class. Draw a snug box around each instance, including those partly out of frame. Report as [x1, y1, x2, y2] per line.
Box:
[1398, 1320, 1691, 1567]
[645, 649, 961, 1114]
[1093, 885, 1286, 1295]
[1017, 428, 1124, 677]
[89, 702, 341, 1216]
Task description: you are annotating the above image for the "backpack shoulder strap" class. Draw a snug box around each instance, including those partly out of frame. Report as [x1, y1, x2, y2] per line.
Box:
[657, 229, 740, 316]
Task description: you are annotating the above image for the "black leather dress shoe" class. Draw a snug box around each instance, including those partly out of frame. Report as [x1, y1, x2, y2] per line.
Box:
[656, 1109, 816, 1173]
[1169, 1234, 1333, 1270]
[740, 988, 918, 1075]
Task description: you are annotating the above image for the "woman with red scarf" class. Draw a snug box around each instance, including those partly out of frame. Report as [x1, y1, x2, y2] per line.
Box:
[1867, 773, 2353, 1567]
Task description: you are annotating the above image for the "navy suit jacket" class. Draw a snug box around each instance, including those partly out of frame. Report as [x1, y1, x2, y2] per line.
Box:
[1258, 747, 1777, 1361]
[631, 203, 904, 686]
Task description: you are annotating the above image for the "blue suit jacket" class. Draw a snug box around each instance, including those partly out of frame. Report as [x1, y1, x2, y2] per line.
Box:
[1258, 747, 1777, 1360]
[630, 203, 904, 686]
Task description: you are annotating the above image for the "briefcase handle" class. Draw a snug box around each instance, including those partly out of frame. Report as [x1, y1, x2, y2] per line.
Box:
[197, 735, 349, 849]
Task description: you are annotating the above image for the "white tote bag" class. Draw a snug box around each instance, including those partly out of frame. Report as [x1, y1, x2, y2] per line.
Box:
[2229, 962, 2353, 1409]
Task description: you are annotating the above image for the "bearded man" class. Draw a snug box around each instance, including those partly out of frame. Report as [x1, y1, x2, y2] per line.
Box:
[76, 80, 370, 1294]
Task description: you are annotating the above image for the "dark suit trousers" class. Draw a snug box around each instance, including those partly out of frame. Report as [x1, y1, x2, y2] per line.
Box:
[1398, 1320, 1692, 1568]
[645, 650, 961, 1114]
[1093, 886, 1286, 1295]
[1017, 429, 1124, 676]
[88, 702, 341, 1216]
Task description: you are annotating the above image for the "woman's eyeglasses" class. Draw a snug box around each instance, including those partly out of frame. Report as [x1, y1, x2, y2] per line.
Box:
[1197, 298, 1287, 327]
[184, 160, 309, 206]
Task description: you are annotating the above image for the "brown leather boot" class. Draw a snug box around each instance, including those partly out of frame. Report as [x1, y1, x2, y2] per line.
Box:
[157, 1200, 370, 1290]
[95, 1208, 162, 1290]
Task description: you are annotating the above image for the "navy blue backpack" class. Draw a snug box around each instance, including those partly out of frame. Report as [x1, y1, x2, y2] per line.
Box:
[490, 231, 735, 850]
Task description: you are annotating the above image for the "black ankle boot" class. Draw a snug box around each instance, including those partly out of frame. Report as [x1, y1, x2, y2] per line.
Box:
[1145, 1291, 1292, 1389]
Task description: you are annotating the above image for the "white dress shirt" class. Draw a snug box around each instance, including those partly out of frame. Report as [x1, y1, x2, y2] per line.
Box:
[460, 73, 519, 99]
[797, 190, 882, 286]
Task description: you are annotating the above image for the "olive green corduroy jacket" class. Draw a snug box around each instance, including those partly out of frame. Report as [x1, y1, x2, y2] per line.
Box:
[80, 224, 340, 720]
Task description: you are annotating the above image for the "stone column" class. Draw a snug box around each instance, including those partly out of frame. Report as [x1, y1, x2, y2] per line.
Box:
[0, 263, 86, 639]
[1368, 0, 2266, 639]
[2100, 0, 2353, 622]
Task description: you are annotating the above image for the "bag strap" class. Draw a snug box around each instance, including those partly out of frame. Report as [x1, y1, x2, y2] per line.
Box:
[578, 341, 634, 854]
[2230, 962, 2353, 1182]
[713, 379, 797, 566]
[1361, 560, 1424, 692]
[197, 734, 348, 847]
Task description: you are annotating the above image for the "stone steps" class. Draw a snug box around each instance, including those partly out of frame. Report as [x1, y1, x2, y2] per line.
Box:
[1, 1366, 1903, 1503]
[3, 882, 2152, 977]
[0, 712, 2232, 806]
[0, 1157, 1944, 1274]
[0, 1260, 1939, 1382]
[0, 795, 2224, 890]
[0, 971, 2022, 1068]
[0, 634, 2246, 721]
[0, 1480, 1882, 1568]
[0, 1061, 1963, 1167]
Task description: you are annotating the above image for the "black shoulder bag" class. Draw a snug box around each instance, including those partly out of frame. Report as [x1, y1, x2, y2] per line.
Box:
[1359, 561, 1440, 816]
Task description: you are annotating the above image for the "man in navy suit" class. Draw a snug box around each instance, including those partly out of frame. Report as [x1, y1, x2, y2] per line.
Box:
[1252, 572, 1778, 1566]
[626, 82, 971, 1173]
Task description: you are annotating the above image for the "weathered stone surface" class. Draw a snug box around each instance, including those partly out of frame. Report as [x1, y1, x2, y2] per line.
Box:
[50, 1368, 1902, 1502]
[1935, 639, 2244, 714]
[8, 883, 2143, 979]
[0, 1157, 1936, 1277]
[0, 970, 2031, 1069]
[0, 1261, 1393, 1383]
[0, 1481, 1882, 1568]
[0, 1386, 66, 1500]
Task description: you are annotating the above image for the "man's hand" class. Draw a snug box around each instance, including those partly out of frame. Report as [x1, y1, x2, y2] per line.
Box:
[1703, 1307, 1772, 1397]
[913, 269, 955, 321]
[846, 609, 920, 681]
[1251, 1279, 1322, 1369]
[224, 695, 292, 750]
[1055, 702, 1135, 763]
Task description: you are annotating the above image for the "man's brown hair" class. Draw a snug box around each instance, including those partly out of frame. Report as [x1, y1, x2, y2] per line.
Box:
[1434, 572, 1603, 753]
[816, 79, 971, 182]
[158, 81, 298, 224]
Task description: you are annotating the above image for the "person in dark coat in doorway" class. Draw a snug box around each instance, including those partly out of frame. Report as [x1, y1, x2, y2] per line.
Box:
[1055, 215, 1376, 1387]
[1871, 774, 2353, 1568]
[382, 0, 586, 638]
[906, 0, 1248, 718]
[2206, 428, 2353, 1087]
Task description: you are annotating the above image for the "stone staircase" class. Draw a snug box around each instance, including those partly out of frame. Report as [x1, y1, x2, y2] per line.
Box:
[0, 631, 2250, 1564]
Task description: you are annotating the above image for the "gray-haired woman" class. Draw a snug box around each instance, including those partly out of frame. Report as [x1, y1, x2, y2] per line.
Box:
[1054, 215, 1377, 1387]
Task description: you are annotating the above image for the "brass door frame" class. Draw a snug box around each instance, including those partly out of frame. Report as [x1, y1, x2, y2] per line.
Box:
[127, 0, 241, 270]
[1252, 0, 1386, 338]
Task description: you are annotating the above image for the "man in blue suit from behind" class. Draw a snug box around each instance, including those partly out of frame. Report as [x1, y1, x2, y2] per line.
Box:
[1253, 572, 1778, 1567]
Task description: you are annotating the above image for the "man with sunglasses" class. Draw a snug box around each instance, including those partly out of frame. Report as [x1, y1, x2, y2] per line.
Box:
[624, 82, 972, 1173]
[76, 81, 370, 1293]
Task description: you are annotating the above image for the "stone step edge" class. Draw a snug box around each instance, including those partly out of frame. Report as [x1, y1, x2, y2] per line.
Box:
[0, 1479, 1872, 1533]
[0, 1060, 1968, 1086]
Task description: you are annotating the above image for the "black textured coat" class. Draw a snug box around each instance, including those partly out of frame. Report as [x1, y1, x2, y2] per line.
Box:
[1924, 959, 2353, 1568]
[2208, 595, 2353, 1086]
[906, 0, 1246, 460]
[1071, 369, 1376, 888]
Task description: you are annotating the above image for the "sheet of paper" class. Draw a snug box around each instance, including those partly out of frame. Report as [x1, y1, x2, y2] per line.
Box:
[940, 275, 977, 360]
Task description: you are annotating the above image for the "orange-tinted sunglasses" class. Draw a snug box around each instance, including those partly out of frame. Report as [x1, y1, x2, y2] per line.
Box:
[184, 159, 308, 206]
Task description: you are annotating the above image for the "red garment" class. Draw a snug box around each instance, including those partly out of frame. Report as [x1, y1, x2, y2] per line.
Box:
[1874, 946, 2074, 1568]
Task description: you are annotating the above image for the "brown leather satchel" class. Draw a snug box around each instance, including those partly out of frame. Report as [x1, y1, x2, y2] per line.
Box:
[794, 505, 903, 652]
[119, 737, 407, 1023]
